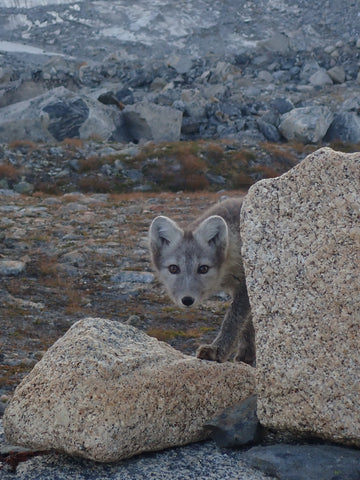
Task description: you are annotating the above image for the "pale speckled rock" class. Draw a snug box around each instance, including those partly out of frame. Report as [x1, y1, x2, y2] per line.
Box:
[3, 317, 255, 462]
[241, 147, 360, 446]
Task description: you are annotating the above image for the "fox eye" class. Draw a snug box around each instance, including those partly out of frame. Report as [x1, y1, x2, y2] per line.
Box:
[168, 264, 180, 274]
[198, 265, 209, 274]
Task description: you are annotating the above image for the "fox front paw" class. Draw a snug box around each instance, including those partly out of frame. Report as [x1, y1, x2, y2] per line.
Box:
[196, 344, 226, 362]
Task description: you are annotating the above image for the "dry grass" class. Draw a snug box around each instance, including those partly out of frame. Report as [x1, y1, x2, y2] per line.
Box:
[8, 139, 37, 150]
[78, 176, 112, 193]
[2, 138, 330, 197]
[261, 141, 316, 164]
[328, 140, 360, 153]
[77, 156, 104, 173]
[24, 253, 85, 315]
[62, 138, 84, 149]
[33, 181, 61, 195]
[147, 325, 215, 342]
[0, 163, 21, 181]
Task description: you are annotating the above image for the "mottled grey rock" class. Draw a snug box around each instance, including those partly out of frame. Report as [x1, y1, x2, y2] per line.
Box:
[209, 61, 240, 84]
[0, 78, 48, 108]
[167, 54, 193, 74]
[279, 106, 333, 143]
[60, 250, 88, 268]
[309, 69, 333, 86]
[257, 70, 273, 83]
[324, 112, 360, 143]
[180, 89, 207, 118]
[13, 181, 34, 194]
[204, 395, 263, 448]
[299, 60, 321, 81]
[123, 101, 182, 143]
[341, 95, 360, 113]
[327, 65, 346, 84]
[4, 318, 255, 462]
[241, 148, 360, 446]
[259, 32, 290, 53]
[244, 444, 360, 480]
[257, 119, 281, 142]
[0, 87, 122, 143]
[270, 97, 294, 114]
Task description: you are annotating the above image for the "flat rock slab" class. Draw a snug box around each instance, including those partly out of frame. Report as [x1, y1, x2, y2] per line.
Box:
[244, 444, 360, 480]
[241, 147, 360, 446]
[3, 317, 255, 462]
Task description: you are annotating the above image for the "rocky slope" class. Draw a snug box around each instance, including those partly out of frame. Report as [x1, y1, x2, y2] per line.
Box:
[0, 0, 360, 147]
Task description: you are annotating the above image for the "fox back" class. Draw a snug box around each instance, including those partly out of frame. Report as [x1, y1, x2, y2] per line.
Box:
[149, 198, 245, 308]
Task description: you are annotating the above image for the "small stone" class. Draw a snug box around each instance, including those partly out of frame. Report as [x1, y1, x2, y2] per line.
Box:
[60, 250, 87, 268]
[167, 55, 193, 75]
[257, 119, 281, 142]
[257, 70, 273, 83]
[124, 315, 143, 328]
[309, 69, 333, 86]
[204, 395, 264, 448]
[327, 65, 346, 84]
[324, 45, 336, 54]
[270, 97, 294, 114]
[259, 32, 290, 53]
[0, 260, 26, 276]
[13, 181, 34, 195]
[299, 60, 321, 81]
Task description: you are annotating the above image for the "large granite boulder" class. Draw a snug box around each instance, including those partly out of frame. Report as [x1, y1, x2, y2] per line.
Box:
[241, 147, 360, 446]
[3, 317, 255, 462]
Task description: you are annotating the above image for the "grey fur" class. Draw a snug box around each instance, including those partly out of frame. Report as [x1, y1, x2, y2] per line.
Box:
[149, 198, 255, 364]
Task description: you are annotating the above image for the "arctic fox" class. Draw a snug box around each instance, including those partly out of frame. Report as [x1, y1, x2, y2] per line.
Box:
[148, 198, 255, 364]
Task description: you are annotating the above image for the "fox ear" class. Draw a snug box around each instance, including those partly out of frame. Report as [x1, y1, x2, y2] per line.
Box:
[149, 216, 183, 249]
[194, 215, 228, 249]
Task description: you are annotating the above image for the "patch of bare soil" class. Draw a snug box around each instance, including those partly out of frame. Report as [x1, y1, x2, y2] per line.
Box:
[0, 190, 246, 410]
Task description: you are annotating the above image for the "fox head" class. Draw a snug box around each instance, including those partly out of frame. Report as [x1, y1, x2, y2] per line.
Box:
[149, 214, 229, 308]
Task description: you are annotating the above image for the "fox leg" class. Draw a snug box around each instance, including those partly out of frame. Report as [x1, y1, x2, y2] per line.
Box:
[234, 315, 255, 365]
[196, 286, 255, 364]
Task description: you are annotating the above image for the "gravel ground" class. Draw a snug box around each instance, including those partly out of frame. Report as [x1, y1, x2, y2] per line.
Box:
[0, 189, 245, 405]
[0, 422, 276, 480]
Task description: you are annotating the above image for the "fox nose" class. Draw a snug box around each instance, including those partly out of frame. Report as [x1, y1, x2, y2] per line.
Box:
[182, 296, 195, 307]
